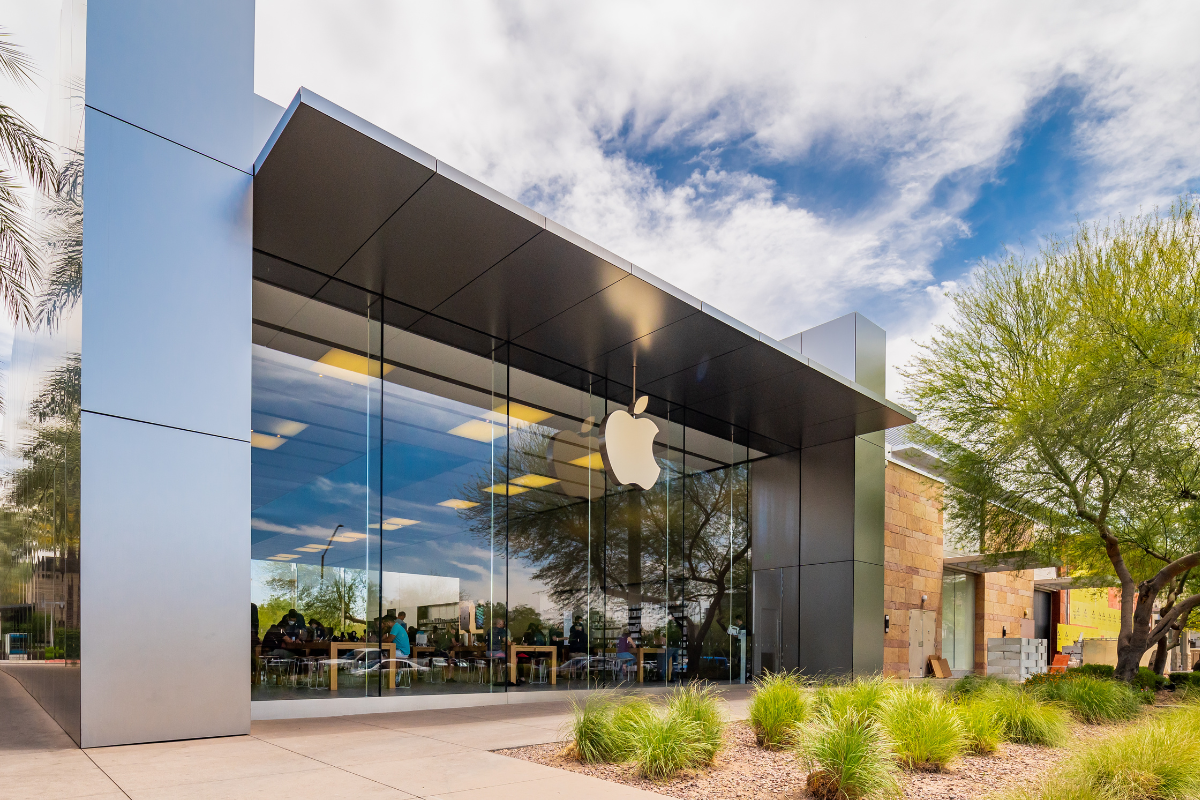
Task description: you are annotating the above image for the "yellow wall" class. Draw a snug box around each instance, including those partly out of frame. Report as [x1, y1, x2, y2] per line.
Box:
[1058, 587, 1123, 647]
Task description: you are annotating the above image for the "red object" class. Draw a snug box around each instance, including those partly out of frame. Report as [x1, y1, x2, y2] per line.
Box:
[1049, 653, 1070, 673]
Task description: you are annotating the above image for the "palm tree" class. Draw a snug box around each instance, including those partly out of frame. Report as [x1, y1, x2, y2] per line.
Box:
[0, 26, 59, 328]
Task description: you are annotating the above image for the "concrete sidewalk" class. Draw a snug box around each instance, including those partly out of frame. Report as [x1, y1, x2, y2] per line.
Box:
[0, 670, 751, 799]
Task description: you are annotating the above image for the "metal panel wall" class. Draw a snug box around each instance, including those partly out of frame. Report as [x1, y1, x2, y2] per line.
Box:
[80, 0, 252, 747]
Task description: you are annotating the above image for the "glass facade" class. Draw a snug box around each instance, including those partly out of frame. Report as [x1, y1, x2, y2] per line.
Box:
[941, 570, 976, 672]
[250, 275, 757, 701]
[0, 0, 87, 743]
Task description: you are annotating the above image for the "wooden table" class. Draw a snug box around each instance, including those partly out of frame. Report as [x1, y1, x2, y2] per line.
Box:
[635, 647, 672, 681]
[327, 641, 395, 691]
[507, 643, 558, 684]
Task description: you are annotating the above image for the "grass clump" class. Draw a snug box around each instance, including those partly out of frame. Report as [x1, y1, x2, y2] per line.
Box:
[747, 671, 810, 749]
[664, 683, 725, 764]
[1034, 675, 1141, 724]
[880, 685, 966, 771]
[1003, 706, 1200, 800]
[566, 686, 726, 780]
[815, 674, 896, 721]
[956, 699, 1004, 755]
[565, 694, 651, 763]
[1132, 666, 1168, 692]
[629, 713, 707, 781]
[798, 708, 901, 800]
[976, 684, 1069, 746]
[947, 673, 1011, 701]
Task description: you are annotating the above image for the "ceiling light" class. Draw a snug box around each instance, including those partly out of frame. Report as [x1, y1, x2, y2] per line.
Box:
[439, 499, 480, 509]
[330, 534, 358, 542]
[449, 420, 501, 442]
[487, 402, 552, 428]
[510, 474, 559, 488]
[268, 553, 300, 560]
[381, 517, 418, 531]
[569, 452, 605, 470]
[255, 416, 308, 438]
[485, 483, 530, 495]
[295, 545, 324, 552]
[251, 432, 286, 450]
[318, 348, 395, 379]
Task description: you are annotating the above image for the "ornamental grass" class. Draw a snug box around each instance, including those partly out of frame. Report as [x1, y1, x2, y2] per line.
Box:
[747, 671, 811, 749]
[797, 708, 901, 800]
[879, 684, 967, 771]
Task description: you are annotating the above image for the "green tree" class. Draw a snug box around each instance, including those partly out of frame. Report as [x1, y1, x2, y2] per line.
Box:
[904, 199, 1200, 681]
[0, 27, 58, 327]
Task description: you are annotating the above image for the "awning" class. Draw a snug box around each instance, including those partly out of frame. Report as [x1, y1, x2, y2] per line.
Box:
[944, 551, 1061, 574]
[252, 88, 915, 451]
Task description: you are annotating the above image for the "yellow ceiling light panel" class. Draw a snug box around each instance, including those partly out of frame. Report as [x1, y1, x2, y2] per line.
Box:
[341, 532, 367, 540]
[568, 452, 605, 470]
[381, 517, 418, 531]
[448, 419, 501, 442]
[439, 499, 480, 509]
[295, 546, 324, 553]
[317, 348, 396, 379]
[484, 483, 530, 495]
[251, 432, 286, 450]
[510, 474, 559, 488]
[330, 534, 358, 542]
[268, 553, 300, 560]
[488, 402, 552, 428]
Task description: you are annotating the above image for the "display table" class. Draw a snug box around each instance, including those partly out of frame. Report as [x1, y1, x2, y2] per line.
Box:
[507, 643, 558, 684]
[327, 641, 396, 690]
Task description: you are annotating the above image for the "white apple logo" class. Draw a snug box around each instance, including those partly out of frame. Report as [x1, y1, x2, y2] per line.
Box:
[599, 399, 660, 490]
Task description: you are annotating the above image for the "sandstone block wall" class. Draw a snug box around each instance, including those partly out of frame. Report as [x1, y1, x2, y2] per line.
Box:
[883, 462, 943, 677]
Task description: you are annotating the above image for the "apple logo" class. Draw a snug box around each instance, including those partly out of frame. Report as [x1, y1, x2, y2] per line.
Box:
[599, 396, 660, 490]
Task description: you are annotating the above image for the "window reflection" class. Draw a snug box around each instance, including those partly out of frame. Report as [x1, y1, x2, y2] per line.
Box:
[250, 279, 760, 700]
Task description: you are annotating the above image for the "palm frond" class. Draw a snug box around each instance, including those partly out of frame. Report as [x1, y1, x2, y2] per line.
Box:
[0, 168, 38, 326]
[37, 157, 82, 331]
[0, 27, 37, 87]
[0, 103, 56, 193]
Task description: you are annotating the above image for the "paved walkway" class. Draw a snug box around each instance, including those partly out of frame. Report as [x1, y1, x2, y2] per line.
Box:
[0, 669, 751, 799]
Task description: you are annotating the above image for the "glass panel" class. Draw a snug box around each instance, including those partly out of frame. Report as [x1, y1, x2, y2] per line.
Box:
[941, 571, 976, 671]
[250, 281, 377, 699]
[0, 1, 87, 743]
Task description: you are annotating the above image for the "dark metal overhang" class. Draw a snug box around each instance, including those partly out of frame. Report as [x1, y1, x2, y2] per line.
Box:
[252, 88, 916, 451]
[944, 550, 1061, 574]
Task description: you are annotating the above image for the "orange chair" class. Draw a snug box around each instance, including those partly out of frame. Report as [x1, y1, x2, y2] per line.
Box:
[1049, 653, 1070, 673]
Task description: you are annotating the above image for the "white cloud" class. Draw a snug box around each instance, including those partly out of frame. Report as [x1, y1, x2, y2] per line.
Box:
[255, 1, 1200, 401]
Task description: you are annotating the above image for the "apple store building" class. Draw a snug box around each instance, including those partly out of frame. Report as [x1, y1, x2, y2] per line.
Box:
[0, 4, 914, 748]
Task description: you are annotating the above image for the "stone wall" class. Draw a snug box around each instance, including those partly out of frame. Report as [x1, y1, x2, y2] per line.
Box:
[976, 570, 1035, 672]
[883, 462, 944, 677]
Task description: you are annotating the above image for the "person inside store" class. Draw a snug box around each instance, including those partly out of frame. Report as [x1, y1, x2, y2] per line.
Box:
[279, 608, 306, 640]
[615, 628, 636, 665]
[396, 610, 408, 630]
[387, 613, 411, 657]
[309, 618, 327, 641]
[261, 624, 292, 658]
[567, 615, 587, 657]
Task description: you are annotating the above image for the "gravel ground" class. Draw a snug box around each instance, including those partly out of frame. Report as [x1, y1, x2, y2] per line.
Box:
[497, 720, 1133, 800]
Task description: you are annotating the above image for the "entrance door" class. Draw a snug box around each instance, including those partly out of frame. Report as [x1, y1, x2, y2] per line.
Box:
[908, 609, 936, 677]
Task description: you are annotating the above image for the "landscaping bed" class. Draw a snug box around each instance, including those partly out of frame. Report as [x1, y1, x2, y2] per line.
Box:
[501, 720, 1110, 799]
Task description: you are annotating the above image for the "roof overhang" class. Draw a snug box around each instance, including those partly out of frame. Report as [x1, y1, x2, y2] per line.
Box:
[944, 550, 1061, 574]
[1034, 576, 1119, 591]
[252, 88, 916, 451]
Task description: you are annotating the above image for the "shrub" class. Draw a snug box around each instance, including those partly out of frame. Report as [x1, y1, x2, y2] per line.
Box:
[630, 713, 707, 781]
[816, 675, 896, 721]
[1069, 663, 1115, 680]
[798, 709, 901, 800]
[1034, 675, 1141, 724]
[748, 672, 810, 749]
[1132, 666, 1168, 692]
[978, 685, 1069, 746]
[1008, 706, 1200, 800]
[666, 683, 725, 764]
[880, 685, 966, 771]
[1023, 671, 1071, 690]
[947, 673, 1011, 701]
[566, 694, 651, 763]
[1169, 672, 1200, 689]
[956, 699, 1004, 755]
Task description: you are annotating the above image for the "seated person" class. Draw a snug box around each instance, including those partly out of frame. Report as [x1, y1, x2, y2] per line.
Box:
[309, 619, 327, 640]
[615, 628, 636, 665]
[486, 617, 508, 659]
[261, 625, 293, 658]
[279, 608, 305, 640]
[521, 623, 547, 647]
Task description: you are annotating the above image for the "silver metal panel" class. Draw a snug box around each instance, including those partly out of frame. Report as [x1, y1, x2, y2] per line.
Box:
[700, 301, 761, 340]
[87, 0, 254, 168]
[752, 568, 781, 675]
[792, 313, 857, 383]
[853, 314, 887, 396]
[82, 110, 251, 440]
[750, 451, 800, 570]
[800, 439, 855, 565]
[253, 94, 286, 163]
[853, 561, 885, 674]
[80, 412, 249, 747]
[436, 160, 546, 229]
[781, 565, 800, 672]
[854, 438, 886, 566]
[548, 220, 633, 273]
